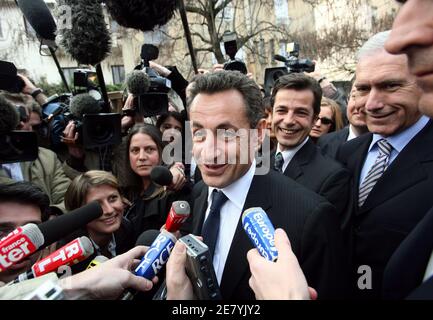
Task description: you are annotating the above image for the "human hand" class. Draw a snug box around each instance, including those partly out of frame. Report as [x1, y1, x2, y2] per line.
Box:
[58, 246, 158, 300]
[168, 162, 186, 191]
[17, 74, 37, 95]
[247, 228, 317, 300]
[62, 121, 84, 159]
[166, 241, 194, 300]
[149, 61, 172, 77]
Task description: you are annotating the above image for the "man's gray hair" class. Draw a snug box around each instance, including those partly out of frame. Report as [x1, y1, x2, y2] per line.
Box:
[357, 30, 391, 61]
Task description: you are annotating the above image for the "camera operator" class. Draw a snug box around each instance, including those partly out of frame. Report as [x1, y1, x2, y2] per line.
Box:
[0, 94, 70, 214]
[17, 74, 47, 107]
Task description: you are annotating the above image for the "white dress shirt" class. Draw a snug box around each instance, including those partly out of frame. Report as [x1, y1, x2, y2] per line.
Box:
[347, 125, 359, 141]
[276, 137, 309, 172]
[204, 160, 256, 284]
[0, 162, 24, 181]
[423, 250, 433, 282]
[359, 116, 429, 186]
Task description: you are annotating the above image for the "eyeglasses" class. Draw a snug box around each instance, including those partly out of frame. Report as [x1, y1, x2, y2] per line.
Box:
[316, 117, 334, 125]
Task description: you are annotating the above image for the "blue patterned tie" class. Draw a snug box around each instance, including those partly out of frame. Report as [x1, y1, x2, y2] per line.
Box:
[201, 190, 228, 258]
[358, 139, 393, 207]
[274, 152, 284, 173]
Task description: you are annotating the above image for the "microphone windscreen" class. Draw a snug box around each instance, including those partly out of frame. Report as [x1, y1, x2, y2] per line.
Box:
[69, 93, 101, 119]
[150, 166, 173, 186]
[0, 95, 19, 133]
[135, 230, 160, 246]
[126, 71, 150, 96]
[59, 0, 111, 65]
[79, 236, 95, 258]
[104, 0, 178, 32]
[38, 201, 103, 246]
[16, 0, 57, 41]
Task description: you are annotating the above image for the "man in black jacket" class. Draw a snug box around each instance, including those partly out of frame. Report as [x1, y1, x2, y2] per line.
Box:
[178, 71, 347, 299]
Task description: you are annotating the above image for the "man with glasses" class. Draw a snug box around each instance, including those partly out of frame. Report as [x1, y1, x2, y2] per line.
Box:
[270, 73, 351, 224]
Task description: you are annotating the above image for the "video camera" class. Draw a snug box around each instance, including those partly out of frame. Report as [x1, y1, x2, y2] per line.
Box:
[132, 44, 171, 117]
[263, 42, 315, 96]
[73, 69, 102, 101]
[222, 31, 247, 74]
[0, 61, 38, 163]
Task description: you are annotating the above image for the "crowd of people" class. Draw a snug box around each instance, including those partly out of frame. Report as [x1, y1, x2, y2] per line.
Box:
[0, 0, 432, 300]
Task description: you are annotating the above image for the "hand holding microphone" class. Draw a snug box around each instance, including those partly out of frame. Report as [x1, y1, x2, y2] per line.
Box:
[242, 207, 317, 300]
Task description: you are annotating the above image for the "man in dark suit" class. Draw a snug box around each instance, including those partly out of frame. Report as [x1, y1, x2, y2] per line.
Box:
[173, 71, 346, 300]
[317, 84, 369, 159]
[337, 30, 433, 299]
[269, 73, 351, 222]
[381, 0, 433, 300]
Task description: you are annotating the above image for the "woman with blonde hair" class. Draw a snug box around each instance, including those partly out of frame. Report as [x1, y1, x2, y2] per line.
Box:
[310, 97, 344, 142]
[60, 170, 134, 271]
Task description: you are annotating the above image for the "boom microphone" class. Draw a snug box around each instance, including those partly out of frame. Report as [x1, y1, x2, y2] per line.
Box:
[126, 71, 150, 96]
[69, 93, 102, 119]
[16, 0, 57, 42]
[12, 237, 94, 283]
[59, 0, 111, 65]
[150, 166, 173, 186]
[104, 0, 178, 32]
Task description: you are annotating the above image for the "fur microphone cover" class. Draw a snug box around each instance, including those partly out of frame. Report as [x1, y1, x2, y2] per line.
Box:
[104, 0, 178, 32]
[59, 0, 111, 65]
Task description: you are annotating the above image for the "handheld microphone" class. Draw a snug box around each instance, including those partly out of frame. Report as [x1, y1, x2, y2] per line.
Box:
[60, 0, 111, 65]
[104, 0, 178, 32]
[13, 236, 94, 283]
[164, 201, 190, 233]
[0, 224, 44, 272]
[86, 255, 109, 269]
[0, 201, 102, 272]
[242, 207, 278, 262]
[150, 166, 173, 186]
[135, 229, 161, 247]
[126, 70, 150, 96]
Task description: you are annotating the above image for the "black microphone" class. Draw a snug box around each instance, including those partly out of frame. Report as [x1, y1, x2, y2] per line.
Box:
[69, 93, 102, 119]
[135, 230, 161, 246]
[16, 0, 56, 42]
[38, 201, 103, 246]
[274, 54, 288, 63]
[0, 95, 19, 133]
[150, 166, 173, 186]
[59, 0, 111, 65]
[104, 0, 178, 32]
[126, 71, 150, 96]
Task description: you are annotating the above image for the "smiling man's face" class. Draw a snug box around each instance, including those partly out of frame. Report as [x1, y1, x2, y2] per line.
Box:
[355, 49, 422, 137]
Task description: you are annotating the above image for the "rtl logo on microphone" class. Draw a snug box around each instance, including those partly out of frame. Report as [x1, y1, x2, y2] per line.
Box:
[0, 228, 37, 272]
[33, 239, 83, 276]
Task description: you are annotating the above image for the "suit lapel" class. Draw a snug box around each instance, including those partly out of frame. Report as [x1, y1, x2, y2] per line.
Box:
[283, 139, 315, 180]
[359, 122, 433, 214]
[219, 174, 272, 299]
[192, 186, 209, 234]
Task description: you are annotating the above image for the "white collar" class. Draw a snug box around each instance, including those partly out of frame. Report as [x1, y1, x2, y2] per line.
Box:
[276, 137, 309, 166]
[208, 159, 256, 211]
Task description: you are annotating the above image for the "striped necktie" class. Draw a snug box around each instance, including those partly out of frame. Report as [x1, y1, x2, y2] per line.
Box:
[274, 152, 284, 173]
[358, 139, 393, 207]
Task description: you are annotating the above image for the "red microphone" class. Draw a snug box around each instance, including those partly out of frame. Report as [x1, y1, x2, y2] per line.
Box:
[13, 236, 94, 283]
[164, 201, 191, 233]
[0, 224, 44, 272]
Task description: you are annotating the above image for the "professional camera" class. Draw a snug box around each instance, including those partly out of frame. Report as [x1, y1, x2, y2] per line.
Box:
[274, 42, 315, 73]
[73, 69, 103, 101]
[132, 44, 171, 117]
[222, 31, 247, 74]
[263, 42, 315, 96]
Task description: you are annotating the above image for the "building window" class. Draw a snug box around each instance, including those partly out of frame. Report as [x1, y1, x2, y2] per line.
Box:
[23, 17, 37, 38]
[0, 18, 4, 39]
[111, 65, 125, 85]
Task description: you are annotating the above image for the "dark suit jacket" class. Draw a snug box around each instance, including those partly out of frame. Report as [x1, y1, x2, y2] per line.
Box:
[337, 120, 433, 299]
[272, 139, 351, 226]
[317, 126, 349, 159]
[383, 206, 433, 300]
[186, 170, 348, 300]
